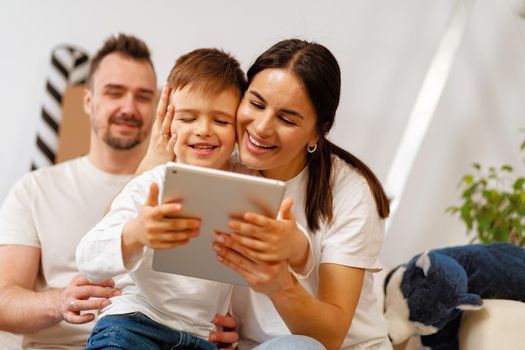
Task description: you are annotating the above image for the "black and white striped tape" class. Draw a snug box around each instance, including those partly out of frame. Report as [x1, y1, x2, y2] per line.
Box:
[30, 45, 90, 170]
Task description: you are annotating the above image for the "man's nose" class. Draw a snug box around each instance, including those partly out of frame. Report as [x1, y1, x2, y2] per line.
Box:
[120, 93, 136, 116]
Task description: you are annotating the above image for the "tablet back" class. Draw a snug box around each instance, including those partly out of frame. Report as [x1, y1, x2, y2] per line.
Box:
[152, 163, 286, 285]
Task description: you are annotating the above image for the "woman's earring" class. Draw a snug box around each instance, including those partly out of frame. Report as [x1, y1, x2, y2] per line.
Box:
[307, 143, 317, 153]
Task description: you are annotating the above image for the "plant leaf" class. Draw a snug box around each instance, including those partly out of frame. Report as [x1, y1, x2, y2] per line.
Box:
[461, 205, 473, 230]
[446, 206, 459, 214]
[463, 175, 474, 185]
[478, 215, 492, 231]
[462, 183, 479, 198]
[514, 177, 525, 191]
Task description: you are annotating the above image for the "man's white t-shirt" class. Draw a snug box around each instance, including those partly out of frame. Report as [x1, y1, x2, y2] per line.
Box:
[232, 156, 392, 350]
[0, 157, 133, 349]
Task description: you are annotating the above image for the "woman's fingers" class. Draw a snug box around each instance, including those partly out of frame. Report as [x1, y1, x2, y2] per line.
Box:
[209, 313, 239, 348]
[242, 212, 273, 228]
[155, 85, 171, 128]
[224, 234, 279, 262]
[215, 240, 296, 295]
[215, 243, 258, 277]
[217, 234, 261, 262]
[155, 84, 175, 141]
[161, 104, 175, 139]
[168, 133, 178, 154]
[230, 233, 266, 251]
[212, 313, 237, 329]
[215, 243, 283, 290]
[215, 240, 267, 275]
[228, 218, 274, 242]
[228, 220, 258, 237]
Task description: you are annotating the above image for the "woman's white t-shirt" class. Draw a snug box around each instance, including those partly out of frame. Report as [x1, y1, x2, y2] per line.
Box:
[232, 156, 391, 349]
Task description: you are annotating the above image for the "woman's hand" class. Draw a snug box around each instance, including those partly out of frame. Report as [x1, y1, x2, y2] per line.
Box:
[221, 198, 308, 269]
[136, 85, 177, 175]
[213, 239, 296, 297]
[121, 183, 200, 263]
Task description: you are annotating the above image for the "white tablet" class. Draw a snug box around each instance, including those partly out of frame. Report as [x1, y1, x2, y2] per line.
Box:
[152, 163, 286, 286]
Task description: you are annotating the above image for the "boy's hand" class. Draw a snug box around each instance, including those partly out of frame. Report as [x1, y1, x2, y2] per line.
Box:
[121, 183, 200, 260]
[209, 313, 239, 349]
[222, 198, 308, 268]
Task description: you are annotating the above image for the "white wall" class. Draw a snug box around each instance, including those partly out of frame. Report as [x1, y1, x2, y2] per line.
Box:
[0, 0, 523, 273]
[381, 0, 525, 269]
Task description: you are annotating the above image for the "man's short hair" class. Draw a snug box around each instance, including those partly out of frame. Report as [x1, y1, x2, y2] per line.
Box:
[167, 48, 247, 98]
[87, 33, 155, 86]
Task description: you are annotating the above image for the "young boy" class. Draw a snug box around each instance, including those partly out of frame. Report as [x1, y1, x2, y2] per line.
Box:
[76, 48, 246, 350]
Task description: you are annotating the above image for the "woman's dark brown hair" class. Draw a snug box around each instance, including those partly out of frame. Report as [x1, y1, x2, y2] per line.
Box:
[247, 39, 390, 231]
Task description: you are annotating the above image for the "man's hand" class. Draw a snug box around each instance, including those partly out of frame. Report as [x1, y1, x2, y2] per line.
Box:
[57, 274, 120, 324]
[209, 313, 239, 349]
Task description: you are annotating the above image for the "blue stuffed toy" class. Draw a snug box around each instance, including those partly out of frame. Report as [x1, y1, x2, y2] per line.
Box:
[383, 242, 525, 350]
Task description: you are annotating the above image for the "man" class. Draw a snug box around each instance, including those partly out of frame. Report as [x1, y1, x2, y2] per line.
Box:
[0, 33, 157, 349]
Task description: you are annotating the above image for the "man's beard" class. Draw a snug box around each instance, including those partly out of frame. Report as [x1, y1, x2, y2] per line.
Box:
[102, 114, 145, 150]
[103, 133, 142, 150]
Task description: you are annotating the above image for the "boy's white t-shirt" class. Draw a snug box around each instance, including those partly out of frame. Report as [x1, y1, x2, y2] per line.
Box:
[0, 157, 133, 349]
[76, 162, 233, 339]
[232, 156, 392, 350]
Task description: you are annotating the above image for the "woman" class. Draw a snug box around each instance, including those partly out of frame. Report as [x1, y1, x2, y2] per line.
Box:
[146, 39, 391, 350]
[212, 39, 392, 350]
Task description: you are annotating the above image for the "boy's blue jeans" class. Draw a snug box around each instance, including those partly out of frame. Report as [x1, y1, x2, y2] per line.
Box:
[84, 312, 217, 350]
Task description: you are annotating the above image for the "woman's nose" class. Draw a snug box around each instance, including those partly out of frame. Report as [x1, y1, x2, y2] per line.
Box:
[253, 112, 274, 136]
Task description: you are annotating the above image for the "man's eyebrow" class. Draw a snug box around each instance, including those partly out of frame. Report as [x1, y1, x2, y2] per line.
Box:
[249, 90, 303, 119]
[103, 83, 125, 90]
[103, 84, 155, 96]
[136, 88, 155, 96]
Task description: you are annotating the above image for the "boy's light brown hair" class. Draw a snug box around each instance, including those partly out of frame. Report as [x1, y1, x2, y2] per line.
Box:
[167, 48, 246, 98]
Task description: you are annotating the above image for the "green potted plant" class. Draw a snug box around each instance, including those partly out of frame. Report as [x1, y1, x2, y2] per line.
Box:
[447, 136, 525, 247]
